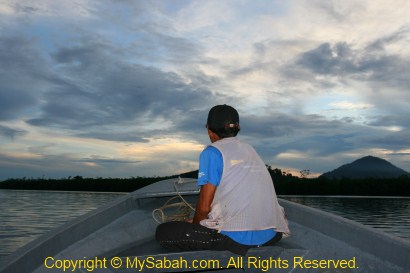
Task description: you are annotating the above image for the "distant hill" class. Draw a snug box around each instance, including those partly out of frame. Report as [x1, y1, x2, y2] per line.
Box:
[320, 156, 410, 180]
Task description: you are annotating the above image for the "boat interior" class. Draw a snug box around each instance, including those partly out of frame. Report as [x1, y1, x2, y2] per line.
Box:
[1, 178, 409, 273]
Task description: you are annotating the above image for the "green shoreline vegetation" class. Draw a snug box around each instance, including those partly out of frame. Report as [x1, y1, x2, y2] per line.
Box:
[0, 167, 409, 196]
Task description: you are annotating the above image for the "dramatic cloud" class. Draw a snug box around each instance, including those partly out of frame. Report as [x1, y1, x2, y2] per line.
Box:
[0, 0, 409, 179]
[0, 125, 27, 139]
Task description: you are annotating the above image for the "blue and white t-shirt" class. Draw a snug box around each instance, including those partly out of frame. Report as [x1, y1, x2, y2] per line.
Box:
[198, 146, 276, 246]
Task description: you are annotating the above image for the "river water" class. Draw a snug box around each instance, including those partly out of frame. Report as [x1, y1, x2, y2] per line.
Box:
[0, 190, 409, 265]
[0, 190, 123, 265]
[281, 196, 410, 241]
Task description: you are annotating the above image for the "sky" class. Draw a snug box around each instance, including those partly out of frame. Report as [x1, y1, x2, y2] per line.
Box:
[0, 0, 410, 180]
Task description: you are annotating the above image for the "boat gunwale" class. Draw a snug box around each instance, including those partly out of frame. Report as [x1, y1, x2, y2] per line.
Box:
[1, 178, 409, 272]
[279, 199, 410, 270]
[0, 178, 198, 273]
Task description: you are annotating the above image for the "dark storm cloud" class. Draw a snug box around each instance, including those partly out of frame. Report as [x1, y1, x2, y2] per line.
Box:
[241, 113, 301, 138]
[12, 3, 40, 14]
[0, 152, 129, 180]
[1, 0, 409, 181]
[0, 36, 43, 120]
[274, 34, 410, 132]
[0, 11, 225, 144]
[366, 115, 410, 128]
[0, 28, 221, 143]
[240, 112, 346, 139]
[0, 125, 27, 139]
[369, 130, 410, 148]
[365, 113, 410, 148]
[21, 36, 220, 141]
[76, 131, 149, 143]
[290, 32, 410, 91]
[237, 112, 360, 160]
[26, 61, 215, 128]
[0, 152, 70, 179]
[295, 42, 357, 75]
[0, 36, 40, 69]
[273, 134, 355, 156]
[0, 90, 34, 121]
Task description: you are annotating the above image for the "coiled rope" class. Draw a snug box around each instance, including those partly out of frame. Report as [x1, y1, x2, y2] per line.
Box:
[152, 178, 196, 224]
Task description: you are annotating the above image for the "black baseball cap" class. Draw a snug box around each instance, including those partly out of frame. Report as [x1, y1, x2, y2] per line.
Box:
[207, 104, 240, 130]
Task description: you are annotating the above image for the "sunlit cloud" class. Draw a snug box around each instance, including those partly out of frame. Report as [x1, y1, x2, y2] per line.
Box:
[121, 138, 204, 161]
[81, 162, 99, 168]
[329, 101, 373, 110]
[0, 0, 409, 179]
[276, 151, 308, 160]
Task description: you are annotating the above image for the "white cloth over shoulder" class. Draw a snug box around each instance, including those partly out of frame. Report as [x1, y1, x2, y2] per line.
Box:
[200, 137, 290, 234]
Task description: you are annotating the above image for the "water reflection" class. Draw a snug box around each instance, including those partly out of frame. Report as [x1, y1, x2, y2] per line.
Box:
[0, 190, 123, 263]
[1, 191, 409, 265]
[282, 196, 410, 240]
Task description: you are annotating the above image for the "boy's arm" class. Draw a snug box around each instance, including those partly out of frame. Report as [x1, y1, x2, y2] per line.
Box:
[192, 182, 216, 224]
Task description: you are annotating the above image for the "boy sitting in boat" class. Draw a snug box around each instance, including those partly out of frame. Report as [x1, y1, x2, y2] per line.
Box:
[156, 104, 289, 255]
